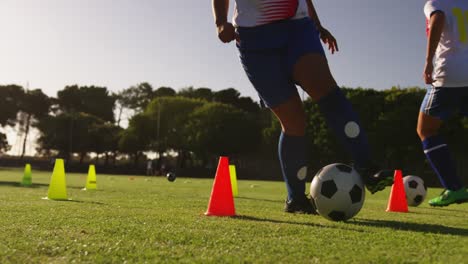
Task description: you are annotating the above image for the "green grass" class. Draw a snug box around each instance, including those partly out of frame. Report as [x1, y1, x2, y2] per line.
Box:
[0, 167, 467, 264]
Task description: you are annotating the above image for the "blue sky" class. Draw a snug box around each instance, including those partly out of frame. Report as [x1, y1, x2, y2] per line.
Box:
[0, 0, 428, 100]
[0, 0, 428, 155]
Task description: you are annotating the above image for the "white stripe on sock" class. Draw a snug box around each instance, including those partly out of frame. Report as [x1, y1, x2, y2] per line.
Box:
[424, 144, 448, 154]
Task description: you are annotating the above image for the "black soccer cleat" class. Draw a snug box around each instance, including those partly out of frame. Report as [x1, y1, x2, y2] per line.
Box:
[356, 166, 394, 194]
[284, 195, 318, 215]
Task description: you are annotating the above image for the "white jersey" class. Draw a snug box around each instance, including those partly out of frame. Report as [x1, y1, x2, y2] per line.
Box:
[233, 0, 309, 27]
[425, 0, 468, 87]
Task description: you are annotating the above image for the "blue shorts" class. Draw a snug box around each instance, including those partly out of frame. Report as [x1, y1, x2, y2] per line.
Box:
[237, 18, 325, 108]
[420, 87, 468, 120]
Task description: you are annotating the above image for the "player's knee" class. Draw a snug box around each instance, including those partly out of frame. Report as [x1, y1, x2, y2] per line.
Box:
[304, 75, 338, 102]
[314, 82, 339, 99]
[416, 125, 439, 140]
[281, 117, 306, 136]
[416, 127, 424, 140]
[282, 123, 306, 136]
[293, 56, 337, 101]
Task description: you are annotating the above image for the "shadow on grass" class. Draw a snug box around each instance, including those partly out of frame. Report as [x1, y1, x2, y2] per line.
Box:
[236, 196, 283, 203]
[42, 198, 106, 205]
[0, 181, 90, 190]
[412, 207, 468, 219]
[233, 215, 365, 232]
[68, 200, 106, 205]
[424, 207, 468, 213]
[233, 215, 468, 236]
[351, 218, 468, 236]
[0, 181, 48, 188]
[0, 181, 87, 190]
[68, 186, 94, 190]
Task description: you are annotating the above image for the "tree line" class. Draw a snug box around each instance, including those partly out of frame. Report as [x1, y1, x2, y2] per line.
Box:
[1, 84, 466, 184]
[0, 84, 260, 166]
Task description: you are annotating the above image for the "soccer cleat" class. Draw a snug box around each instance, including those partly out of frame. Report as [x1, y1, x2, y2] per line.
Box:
[428, 188, 468, 207]
[356, 166, 394, 194]
[284, 195, 318, 215]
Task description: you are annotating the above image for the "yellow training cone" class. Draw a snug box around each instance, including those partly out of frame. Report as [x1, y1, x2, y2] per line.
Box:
[21, 163, 32, 187]
[229, 165, 238, 197]
[44, 159, 68, 200]
[84, 164, 97, 190]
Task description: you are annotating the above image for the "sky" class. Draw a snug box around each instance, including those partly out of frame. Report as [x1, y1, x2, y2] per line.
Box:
[0, 0, 428, 155]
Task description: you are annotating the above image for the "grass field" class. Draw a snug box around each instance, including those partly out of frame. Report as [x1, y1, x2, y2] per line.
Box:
[0, 167, 467, 263]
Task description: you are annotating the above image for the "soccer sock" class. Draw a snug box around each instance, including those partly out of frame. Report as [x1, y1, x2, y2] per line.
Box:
[278, 132, 308, 201]
[422, 135, 463, 191]
[317, 87, 371, 169]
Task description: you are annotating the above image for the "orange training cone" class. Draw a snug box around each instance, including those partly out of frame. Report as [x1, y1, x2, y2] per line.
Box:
[386, 170, 408, 213]
[205, 156, 236, 216]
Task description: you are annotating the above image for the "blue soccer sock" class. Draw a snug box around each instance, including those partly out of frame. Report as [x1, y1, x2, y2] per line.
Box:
[278, 132, 308, 201]
[422, 135, 463, 191]
[317, 87, 371, 168]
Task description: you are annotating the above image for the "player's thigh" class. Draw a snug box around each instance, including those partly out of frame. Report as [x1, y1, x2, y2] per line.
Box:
[287, 18, 336, 102]
[416, 111, 443, 140]
[419, 87, 459, 120]
[292, 53, 337, 102]
[239, 49, 305, 135]
[417, 87, 455, 139]
[239, 48, 297, 109]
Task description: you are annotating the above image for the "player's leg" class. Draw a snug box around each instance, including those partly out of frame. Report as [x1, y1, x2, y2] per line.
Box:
[418, 87, 468, 206]
[287, 18, 392, 193]
[269, 93, 316, 213]
[293, 54, 370, 169]
[237, 24, 315, 213]
[292, 53, 392, 194]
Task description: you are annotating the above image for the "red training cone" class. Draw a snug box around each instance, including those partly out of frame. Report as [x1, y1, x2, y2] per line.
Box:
[205, 156, 236, 216]
[386, 170, 408, 213]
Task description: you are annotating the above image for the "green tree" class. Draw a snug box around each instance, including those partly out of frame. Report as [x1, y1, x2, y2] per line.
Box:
[376, 87, 426, 168]
[178, 87, 213, 101]
[117, 83, 155, 113]
[186, 102, 262, 160]
[116, 85, 176, 126]
[144, 97, 205, 168]
[36, 113, 104, 161]
[39, 85, 117, 160]
[213, 88, 240, 105]
[0, 132, 10, 153]
[57, 85, 115, 122]
[36, 113, 74, 159]
[178, 87, 260, 113]
[18, 89, 51, 158]
[88, 122, 123, 164]
[154, 86, 176, 97]
[213, 88, 260, 113]
[0, 85, 24, 126]
[116, 83, 159, 126]
[118, 114, 153, 166]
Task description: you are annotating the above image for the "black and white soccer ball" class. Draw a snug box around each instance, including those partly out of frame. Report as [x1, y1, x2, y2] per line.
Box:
[310, 163, 365, 221]
[166, 172, 176, 182]
[403, 175, 427, 207]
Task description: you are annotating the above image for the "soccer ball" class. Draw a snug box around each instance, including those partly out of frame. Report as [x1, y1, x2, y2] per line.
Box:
[166, 172, 176, 182]
[403, 175, 427, 207]
[310, 163, 365, 221]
